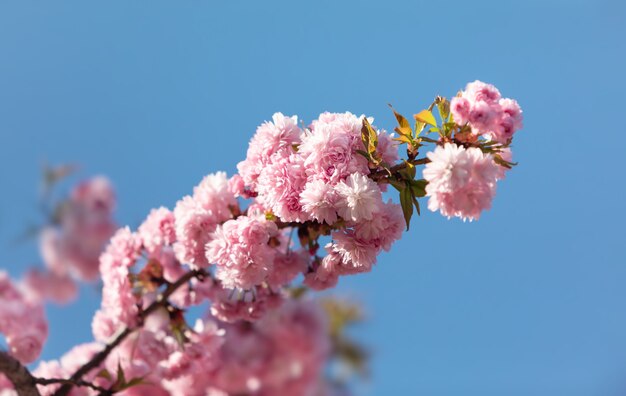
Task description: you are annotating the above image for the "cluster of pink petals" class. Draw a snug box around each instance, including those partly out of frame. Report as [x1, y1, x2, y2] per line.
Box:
[24, 177, 117, 305]
[2, 84, 525, 395]
[34, 299, 331, 396]
[173, 172, 237, 268]
[451, 80, 523, 144]
[423, 143, 503, 221]
[92, 226, 142, 341]
[231, 112, 404, 290]
[40, 177, 117, 282]
[0, 271, 48, 364]
[206, 215, 279, 289]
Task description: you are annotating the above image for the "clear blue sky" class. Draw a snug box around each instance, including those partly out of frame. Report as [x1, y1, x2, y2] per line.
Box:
[1, 1, 625, 395]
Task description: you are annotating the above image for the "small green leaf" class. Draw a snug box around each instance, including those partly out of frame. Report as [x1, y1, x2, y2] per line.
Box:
[414, 120, 426, 137]
[436, 97, 450, 122]
[411, 193, 421, 216]
[409, 179, 428, 197]
[113, 362, 127, 391]
[123, 377, 147, 390]
[96, 369, 112, 382]
[414, 110, 437, 127]
[399, 187, 413, 230]
[389, 179, 405, 192]
[399, 162, 416, 180]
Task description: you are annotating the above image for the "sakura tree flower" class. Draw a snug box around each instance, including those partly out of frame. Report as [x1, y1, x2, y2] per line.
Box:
[454, 81, 523, 144]
[209, 284, 284, 323]
[173, 173, 237, 268]
[266, 249, 308, 287]
[303, 253, 340, 291]
[0, 271, 48, 364]
[193, 172, 238, 222]
[423, 143, 500, 221]
[423, 142, 473, 192]
[300, 179, 339, 225]
[236, 113, 302, 189]
[42, 176, 117, 282]
[173, 195, 217, 268]
[206, 216, 278, 289]
[463, 80, 501, 103]
[451, 96, 471, 125]
[299, 112, 369, 183]
[21, 269, 78, 304]
[256, 153, 308, 222]
[354, 200, 405, 251]
[227, 174, 246, 198]
[138, 207, 176, 254]
[334, 173, 383, 222]
[376, 129, 400, 165]
[92, 227, 142, 341]
[330, 230, 379, 274]
[468, 100, 497, 131]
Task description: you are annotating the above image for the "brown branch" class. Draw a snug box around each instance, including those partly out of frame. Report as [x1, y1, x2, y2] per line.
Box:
[53, 268, 207, 396]
[369, 157, 430, 182]
[35, 377, 111, 395]
[0, 351, 40, 396]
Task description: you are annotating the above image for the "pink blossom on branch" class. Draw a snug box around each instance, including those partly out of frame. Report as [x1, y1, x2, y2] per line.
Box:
[0, 80, 523, 396]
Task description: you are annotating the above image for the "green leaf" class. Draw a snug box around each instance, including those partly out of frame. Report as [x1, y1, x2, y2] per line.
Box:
[411, 193, 421, 216]
[96, 369, 112, 382]
[389, 179, 405, 192]
[112, 362, 127, 391]
[414, 110, 437, 127]
[399, 187, 413, 230]
[436, 97, 450, 122]
[123, 377, 147, 390]
[409, 179, 428, 197]
[399, 162, 416, 180]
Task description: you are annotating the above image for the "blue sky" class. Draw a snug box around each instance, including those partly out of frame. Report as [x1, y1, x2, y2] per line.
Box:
[0, 1, 625, 395]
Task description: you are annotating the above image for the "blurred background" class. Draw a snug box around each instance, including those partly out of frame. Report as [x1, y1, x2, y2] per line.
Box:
[0, 1, 625, 395]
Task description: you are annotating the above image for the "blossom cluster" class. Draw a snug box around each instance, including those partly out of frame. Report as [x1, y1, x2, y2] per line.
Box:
[34, 300, 334, 396]
[423, 81, 522, 221]
[450, 80, 523, 144]
[0, 271, 47, 364]
[0, 80, 523, 396]
[28, 177, 117, 304]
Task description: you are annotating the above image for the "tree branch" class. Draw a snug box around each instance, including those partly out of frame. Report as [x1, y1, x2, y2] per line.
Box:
[369, 157, 430, 182]
[0, 351, 40, 396]
[53, 268, 207, 396]
[35, 377, 111, 395]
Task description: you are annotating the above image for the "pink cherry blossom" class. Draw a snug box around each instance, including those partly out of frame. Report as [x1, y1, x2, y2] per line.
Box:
[206, 216, 278, 289]
[300, 179, 339, 225]
[424, 143, 500, 221]
[335, 173, 383, 222]
[236, 113, 302, 189]
[138, 207, 176, 254]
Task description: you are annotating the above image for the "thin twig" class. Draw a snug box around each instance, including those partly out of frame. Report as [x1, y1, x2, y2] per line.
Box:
[52, 269, 207, 396]
[35, 377, 112, 395]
